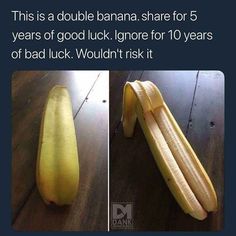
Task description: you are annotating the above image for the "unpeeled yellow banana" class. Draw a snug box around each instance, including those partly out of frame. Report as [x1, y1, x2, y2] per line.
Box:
[36, 86, 79, 205]
[122, 80, 217, 220]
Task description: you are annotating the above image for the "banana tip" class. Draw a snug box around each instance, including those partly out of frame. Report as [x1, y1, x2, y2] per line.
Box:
[189, 210, 208, 221]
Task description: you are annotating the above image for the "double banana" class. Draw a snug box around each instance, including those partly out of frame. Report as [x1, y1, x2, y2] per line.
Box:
[122, 80, 217, 220]
[36, 86, 79, 205]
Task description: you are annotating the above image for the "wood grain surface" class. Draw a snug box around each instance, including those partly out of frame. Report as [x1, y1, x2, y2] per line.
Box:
[12, 70, 224, 231]
[12, 71, 108, 231]
[110, 71, 224, 231]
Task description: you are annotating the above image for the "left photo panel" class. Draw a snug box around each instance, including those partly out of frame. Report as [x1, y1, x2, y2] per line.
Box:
[11, 71, 109, 231]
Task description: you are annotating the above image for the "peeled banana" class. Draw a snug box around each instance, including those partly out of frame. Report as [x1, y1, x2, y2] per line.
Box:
[36, 86, 79, 205]
[122, 80, 217, 220]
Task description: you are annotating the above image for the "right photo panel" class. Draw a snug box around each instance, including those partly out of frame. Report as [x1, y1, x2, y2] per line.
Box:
[109, 71, 224, 231]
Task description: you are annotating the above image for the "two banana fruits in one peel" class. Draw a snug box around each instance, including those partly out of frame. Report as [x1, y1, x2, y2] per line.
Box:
[36, 81, 217, 220]
[122, 80, 217, 220]
[36, 86, 79, 205]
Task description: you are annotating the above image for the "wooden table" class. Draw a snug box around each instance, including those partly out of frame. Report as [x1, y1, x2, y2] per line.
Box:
[12, 71, 108, 231]
[110, 71, 224, 231]
[12, 70, 224, 231]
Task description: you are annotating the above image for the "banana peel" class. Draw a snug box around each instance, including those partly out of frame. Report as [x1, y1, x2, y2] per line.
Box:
[122, 80, 217, 220]
[36, 86, 79, 206]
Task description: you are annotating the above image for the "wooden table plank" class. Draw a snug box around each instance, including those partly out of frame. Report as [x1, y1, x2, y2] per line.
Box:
[12, 71, 101, 223]
[12, 71, 48, 103]
[13, 71, 108, 231]
[166, 71, 224, 230]
[110, 71, 199, 231]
